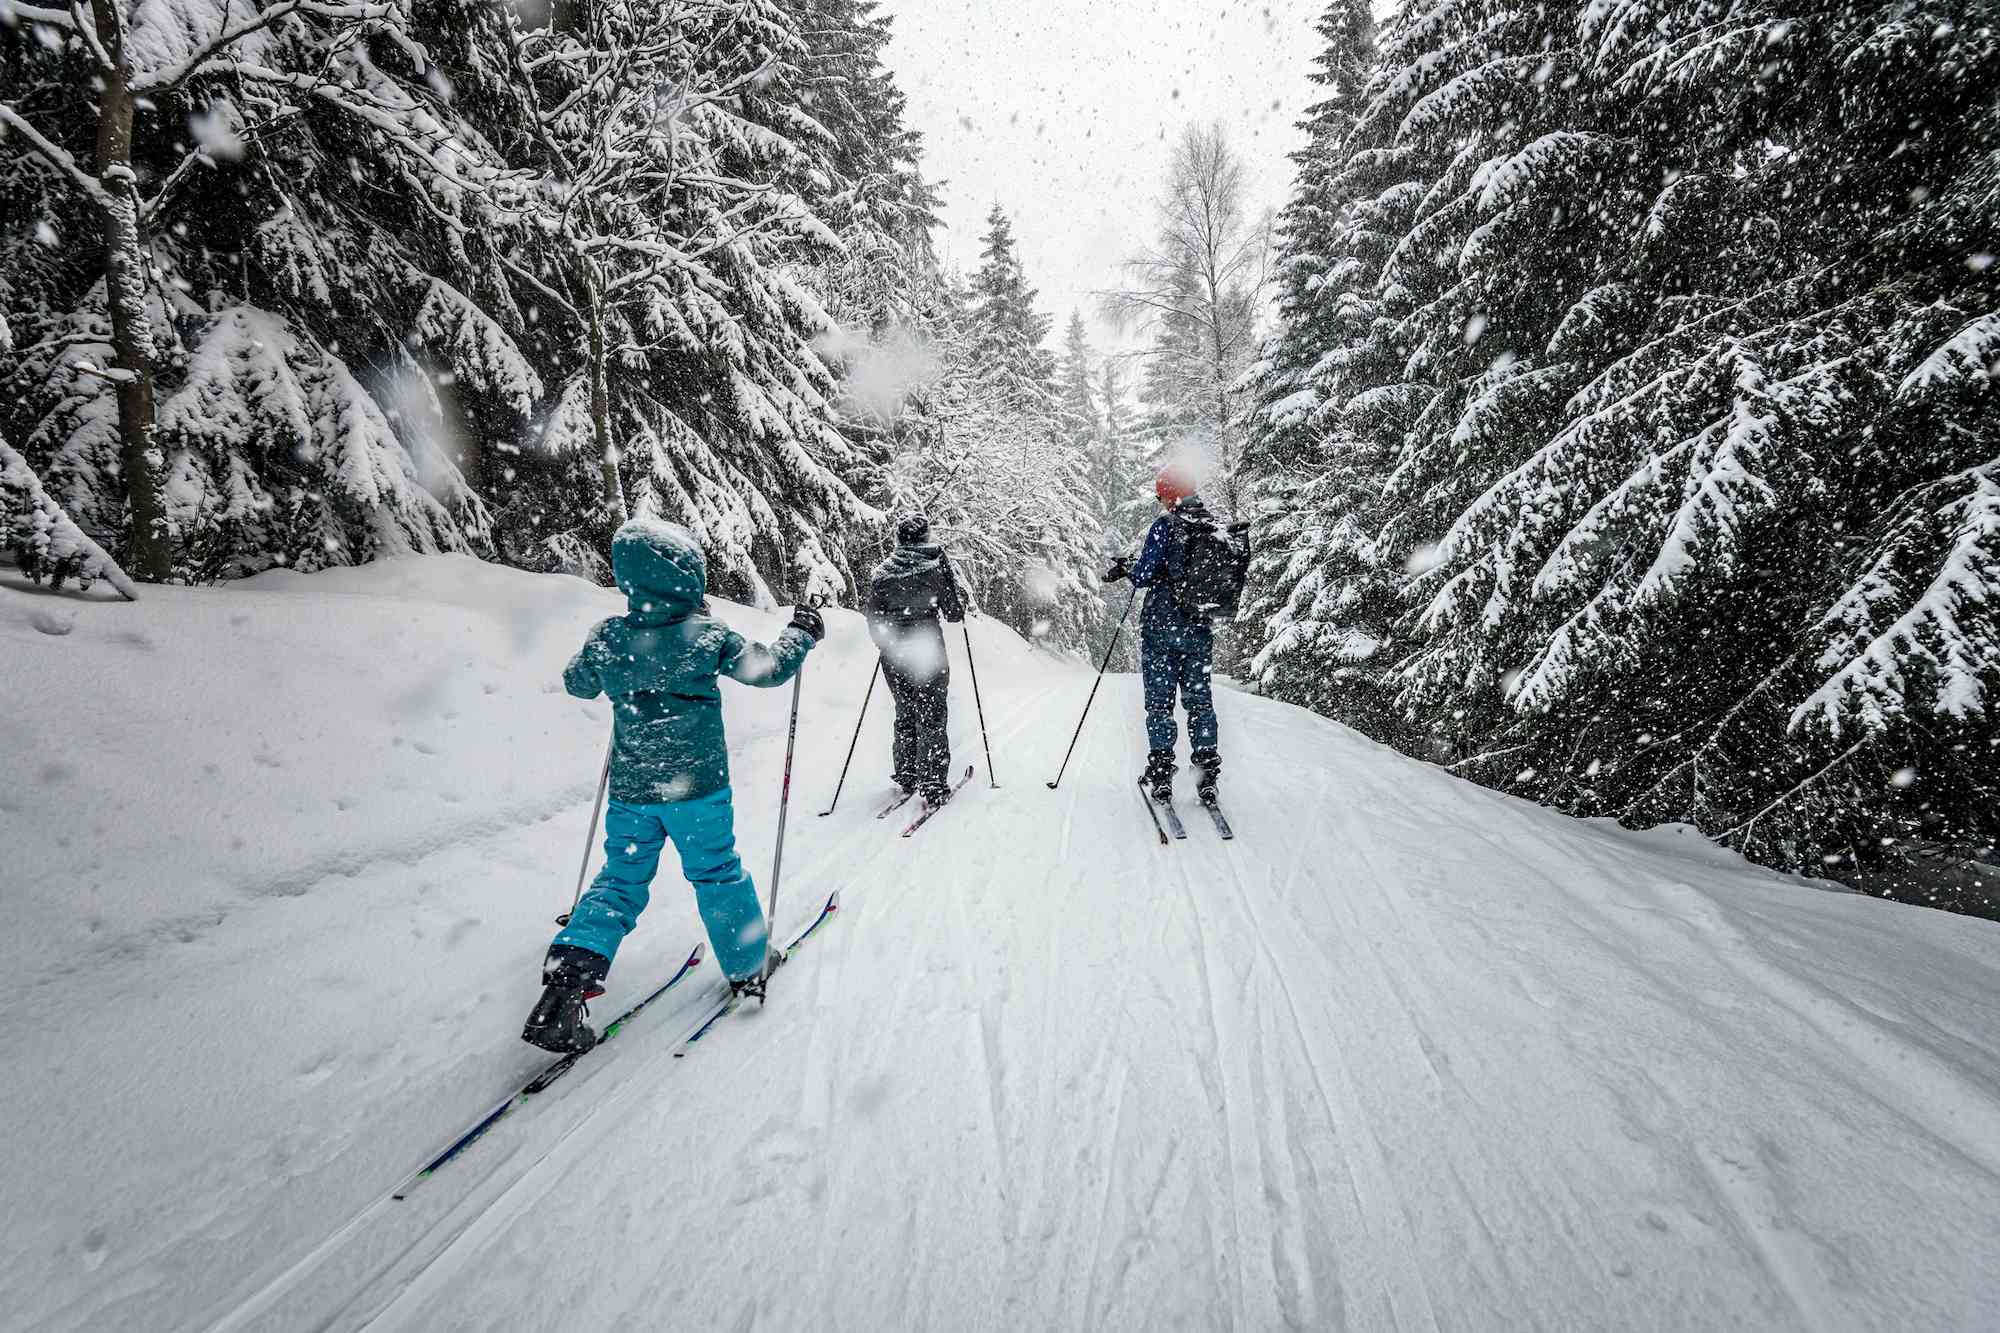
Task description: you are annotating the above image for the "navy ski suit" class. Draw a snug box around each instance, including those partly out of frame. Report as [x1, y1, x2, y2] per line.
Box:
[1127, 505, 1219, 755]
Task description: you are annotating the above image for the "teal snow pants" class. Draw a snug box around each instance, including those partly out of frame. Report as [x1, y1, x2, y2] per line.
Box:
[550, 786, 769, 982]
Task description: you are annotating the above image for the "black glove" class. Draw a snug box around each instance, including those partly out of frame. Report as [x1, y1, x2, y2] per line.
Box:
[788, 605, 825, 643]
[1102, 559, 1130, 584]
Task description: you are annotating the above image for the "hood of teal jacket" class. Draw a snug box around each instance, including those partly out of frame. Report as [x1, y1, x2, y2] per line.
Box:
[612, 518, 707, 625]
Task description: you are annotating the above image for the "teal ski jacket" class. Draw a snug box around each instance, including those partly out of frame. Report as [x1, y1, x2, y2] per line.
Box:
[565, 519, 814, 804]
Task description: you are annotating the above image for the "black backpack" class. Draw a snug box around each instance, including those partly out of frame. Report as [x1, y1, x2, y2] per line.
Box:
[1169, 512, 1251, 621]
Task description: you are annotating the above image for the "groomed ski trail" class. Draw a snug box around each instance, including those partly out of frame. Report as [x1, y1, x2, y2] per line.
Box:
[258, 676, 2000, 1333]
[6, 560, 1999, 1333]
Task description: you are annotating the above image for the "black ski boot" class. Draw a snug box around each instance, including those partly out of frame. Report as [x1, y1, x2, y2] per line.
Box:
[1142, 748, 1176, 802]
[522, 945, 608, 1054]
[1192, 749, 1221, 803]
[729, 944, 788, 1005]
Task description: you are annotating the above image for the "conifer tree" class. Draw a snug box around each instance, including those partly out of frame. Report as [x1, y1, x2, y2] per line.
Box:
[1, 428, 136, 598]
[0, 0, 506, 580]
[1241, 0, 1402, 733]
[872, 218, 1098, 650]
[1240, 0, 1999, 895]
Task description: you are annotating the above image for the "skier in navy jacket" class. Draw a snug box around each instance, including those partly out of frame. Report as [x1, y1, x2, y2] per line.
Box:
[1104, 466, 1222, 802]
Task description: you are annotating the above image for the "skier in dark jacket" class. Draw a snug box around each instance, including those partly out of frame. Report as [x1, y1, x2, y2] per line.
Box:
[523, 517, 825, 1055]
[867, 512, 966, 806]
[1104, 466, 1222, 802]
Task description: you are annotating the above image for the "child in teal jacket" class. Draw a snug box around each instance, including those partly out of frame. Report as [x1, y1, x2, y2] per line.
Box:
[523, 517, 824, 1054]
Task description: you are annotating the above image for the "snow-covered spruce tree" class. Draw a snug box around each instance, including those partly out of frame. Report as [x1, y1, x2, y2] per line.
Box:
[1290, 0, 1998, 891]
[871, 219, 1098, 652]
[1056, 310, 1134, 665]
[0, 0, 508, 576]
[777, 0, 937, 336]
[1240, 0, 1409, 736]
[0, 0, 523, 580]
[1, 427, 137, 598]
[773, 0, 942, 564]
[967, 204, 1058, 417]
[1095, 354, 1153, 541]
[482, 0, 870, 604]
[1056, 310, 1128, 555]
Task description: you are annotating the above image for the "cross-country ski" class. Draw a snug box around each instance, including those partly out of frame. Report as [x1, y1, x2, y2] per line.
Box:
[9, 6, 2000, 1331]
[1138, 776, 1188, 843]
[393, 940, 707, 1199]
[875, 788, 917, 820]
[901, 764, 976, 837]
[1200, 798, 1234, 841]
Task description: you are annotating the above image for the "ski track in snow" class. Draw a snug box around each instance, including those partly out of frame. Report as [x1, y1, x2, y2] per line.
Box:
[4, 558, 2000, 1332]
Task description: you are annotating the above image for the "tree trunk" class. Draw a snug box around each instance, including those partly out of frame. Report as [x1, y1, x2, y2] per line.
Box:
[585, 279, 627, 529]
[91, 0, 171, 581]
[1207, 291, 1238, 519]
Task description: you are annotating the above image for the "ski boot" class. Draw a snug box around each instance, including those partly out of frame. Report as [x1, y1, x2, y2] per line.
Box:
[522, 944, 609, 1054]
[728, 944, 788, 1005]
[919, 781, 951, 808]
[1142, 748, 1176, 802]
[1192, 749, 1221, 804]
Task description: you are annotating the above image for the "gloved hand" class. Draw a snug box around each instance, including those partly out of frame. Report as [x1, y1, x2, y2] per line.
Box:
[789, 604, 825, 643]
[1101, 559, 1130, 584]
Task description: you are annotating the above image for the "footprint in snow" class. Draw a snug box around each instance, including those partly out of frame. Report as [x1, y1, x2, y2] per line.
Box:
[846, 1074, 892, 1117]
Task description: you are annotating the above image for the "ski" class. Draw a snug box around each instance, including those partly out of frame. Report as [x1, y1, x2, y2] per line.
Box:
[1138, 778, 1168, 844]
[1138, 778, 1187, 842]
[901, 765, 976, 838]
[394, 940, 706, 1198]
[1200, 797, 1234, 841]
[396, 889, 841, 1199]
[682, 887, 843, 1047]
[875, 788, 917, 819]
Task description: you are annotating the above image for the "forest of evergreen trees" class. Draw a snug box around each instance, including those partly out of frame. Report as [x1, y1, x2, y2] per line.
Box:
[0, 0, 1132, 644]
[1248, 0, 1999, 910]
[4, 0, 1995, 910]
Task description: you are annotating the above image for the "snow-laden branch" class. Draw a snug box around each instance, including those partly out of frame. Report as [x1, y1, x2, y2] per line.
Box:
[134, 0, 392, 94]
[68, 0, 117, 72]
[0, 0, 75, 28]
[0, 103, 109, 205]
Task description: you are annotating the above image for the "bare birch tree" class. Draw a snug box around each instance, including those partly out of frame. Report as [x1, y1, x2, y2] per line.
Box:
[1102, 122, 1271, 516]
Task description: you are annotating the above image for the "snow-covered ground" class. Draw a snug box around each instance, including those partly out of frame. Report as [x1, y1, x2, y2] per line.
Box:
[4, 556, 1999, 1332]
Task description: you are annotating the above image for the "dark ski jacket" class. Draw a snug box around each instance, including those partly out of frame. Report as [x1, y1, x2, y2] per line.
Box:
[1127, 498, 1215, 642]
[565, 518, 813, 804]
[866, 542, 966, 632]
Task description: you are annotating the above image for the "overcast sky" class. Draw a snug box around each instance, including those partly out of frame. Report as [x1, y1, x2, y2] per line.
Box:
[876, 0, 1326, 353]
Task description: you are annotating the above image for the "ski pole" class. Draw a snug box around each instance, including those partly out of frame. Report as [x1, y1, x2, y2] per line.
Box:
[767, 594, 824, 945]
[963, 622, 997, 788]
[556, 730, 615, 926]
[818, 658, 880, 816]
[1045, 587, 1139, 790]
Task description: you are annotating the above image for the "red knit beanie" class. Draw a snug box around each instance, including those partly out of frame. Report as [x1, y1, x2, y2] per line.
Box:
[1155, 465, 1197, 507]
